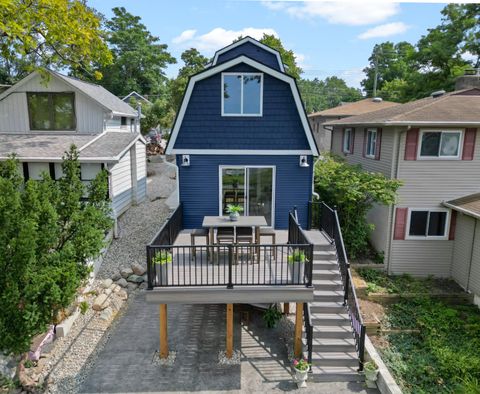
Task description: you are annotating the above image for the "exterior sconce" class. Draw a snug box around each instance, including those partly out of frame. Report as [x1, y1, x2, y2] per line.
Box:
[181, 155, 190, 167]
[299, 155, 309, 168]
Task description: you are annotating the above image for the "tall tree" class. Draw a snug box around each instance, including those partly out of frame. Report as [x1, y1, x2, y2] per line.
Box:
[259, 34, 303, 79]
[0, 0, 112, 83]
[94, 7, 176, 96]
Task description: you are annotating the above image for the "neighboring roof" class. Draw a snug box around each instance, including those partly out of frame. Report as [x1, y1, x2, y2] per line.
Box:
[309, 98, 399, 118]
[122, 91, 152, 105]
[0, 132, 142, 163]
[211, 36, 285, 73]
[325, 88, 480, 127]
[166, 55, 318, 156]
[444, 193, 480, 220]
[0, 70, 138, 118]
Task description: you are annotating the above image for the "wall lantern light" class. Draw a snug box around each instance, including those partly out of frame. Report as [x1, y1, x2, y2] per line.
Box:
[181, 155, 190, 167]
[299, 155, 309, 168]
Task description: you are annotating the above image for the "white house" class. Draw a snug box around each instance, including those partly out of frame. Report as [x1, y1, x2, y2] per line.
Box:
[0, 69, 147, 235]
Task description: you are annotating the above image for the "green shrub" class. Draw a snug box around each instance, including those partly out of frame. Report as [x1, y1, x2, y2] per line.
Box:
[263, 306, 283, 328]
[79, 301, 89, 315]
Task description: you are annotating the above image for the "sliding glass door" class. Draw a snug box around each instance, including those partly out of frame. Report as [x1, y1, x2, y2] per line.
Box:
[220, 166, 274, 226]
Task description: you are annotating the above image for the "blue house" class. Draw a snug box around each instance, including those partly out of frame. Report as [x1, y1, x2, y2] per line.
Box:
[166, 37, 319, 229]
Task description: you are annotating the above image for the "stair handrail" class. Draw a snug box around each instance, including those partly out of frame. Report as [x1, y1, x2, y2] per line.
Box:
[303, 302, 313, 371]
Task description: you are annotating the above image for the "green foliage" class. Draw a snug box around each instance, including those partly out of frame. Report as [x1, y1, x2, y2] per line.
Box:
[79, 301, 89, 315]
[381, 298, 480, 393]
[0, 0, 112, 83]
[298, 77, 363, 114]
[226, 204, 244, 214]
[314, 155, 401, 258]
[288, 250, 306, 264]
[23, 360, 34, 369]
[140, 96, 175, 133]
[364, 360, 378, 372]
[293, 358, 310, 371]
[263, 305, 282, 328]
[0, 146, 112, 354]
[152, 252, 172, 265]
[259, 34, 302, 79]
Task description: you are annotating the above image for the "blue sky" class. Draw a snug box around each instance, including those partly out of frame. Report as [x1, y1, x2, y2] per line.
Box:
[87, 0, 447, 89]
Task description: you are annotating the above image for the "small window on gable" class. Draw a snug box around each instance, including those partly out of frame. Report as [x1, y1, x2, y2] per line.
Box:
[121, 117, 127, 126]
[408, 209, 448, 239]
[222, 73, 262, 116]
[419, 130, 462, 159]
[27, 92, 76, 131]
[343, 128, 353, 154]
[365, 128, 377, 158]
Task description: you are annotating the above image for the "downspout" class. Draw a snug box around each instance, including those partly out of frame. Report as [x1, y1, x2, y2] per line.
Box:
[466, 218, 477, 292]
[136, 105, 142, 134]
[104, 163, 119, 238]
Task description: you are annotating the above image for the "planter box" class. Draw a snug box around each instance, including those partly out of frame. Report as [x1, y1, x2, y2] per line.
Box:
[288, 263, 305, 284]
[367, 292, 473, 305]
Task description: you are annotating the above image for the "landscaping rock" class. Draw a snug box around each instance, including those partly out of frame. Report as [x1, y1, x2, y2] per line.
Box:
[111, 272, 121, 281]
[139, 282, 148, 290]
[111, 284, 121, 293]
[104, 288, 112, 296]
[102, 279, 113, 288]
[127, 283, 138, 292]
[116, 278, 128, 288]
[120, 267, 133, 278]
[127, 274, 144, 283]
[99, 307, 113, 321]
[92, 294, 110, 311]
[131, 263, 146, 276]
[117, 289, 128, 301]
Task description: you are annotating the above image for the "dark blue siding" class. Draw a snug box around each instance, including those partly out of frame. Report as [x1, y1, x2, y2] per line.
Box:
[174, 64, 309, 150]
[177, 155, 313, 229]
[216, 41, 281, 70]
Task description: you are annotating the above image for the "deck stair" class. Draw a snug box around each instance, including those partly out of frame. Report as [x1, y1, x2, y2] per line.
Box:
[303, 234, 363, 383]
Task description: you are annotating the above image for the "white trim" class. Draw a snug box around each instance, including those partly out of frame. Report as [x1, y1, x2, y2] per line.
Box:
[405, 207, 450, 240]
[365, 128, 377, 159]
[170, 149, 312, 155]
[77, 132, 106, 152]
[443, 201, 480, 221]
[219, 165, 276, 228]
[221, 73, 263, 117]
[211, 37, 285, 72]
[417, 129, 464, 160]
[326, 121, 480, 127]
[165, 55, 318, 156]
[0, 156, 118, 163]
[122, 91, 152, 105]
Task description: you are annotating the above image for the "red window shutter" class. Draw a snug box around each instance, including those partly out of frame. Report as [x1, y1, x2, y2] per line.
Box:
[350, 128, 355, 154]
[362, 129, 367, 158]
[375, 128, 382, 160]
[404, 128, 419, 160]
[393, 208, 408, 240]
[462, 128, 477, 160]
[449, 210, 457, 240]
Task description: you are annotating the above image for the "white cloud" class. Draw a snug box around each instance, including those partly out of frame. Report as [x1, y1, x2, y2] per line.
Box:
[172, 29, 197, 44]
[262, 1, 400, 26]
[358, 22, 409, 39]
[171, 27, 279, 52]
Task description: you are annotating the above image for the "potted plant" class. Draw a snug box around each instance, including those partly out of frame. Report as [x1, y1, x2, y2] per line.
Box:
[152, 251, 172, 285]
[292, 358, 310, 388]
[226, 204, 243, 221]
[364, 360, 379, 388]
[287, 249, 307, 284]
[263, 305, 282, 328]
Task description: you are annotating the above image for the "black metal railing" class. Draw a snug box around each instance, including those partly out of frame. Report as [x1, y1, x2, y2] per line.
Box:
[147, 243, 313, 288]
[150, 203, 183, 246]
[308, 200, 366, 371]
[303, 302, 313, 371]
[288, 209, 314, 287]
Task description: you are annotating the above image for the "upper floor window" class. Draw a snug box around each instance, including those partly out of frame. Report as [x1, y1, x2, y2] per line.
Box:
[343, 128, 354, 154]
[27, 92, 76, 131]
[407, 209, 448, 239]
[365, 128, 377, 158]
[222, 73, 262, 116]
[419, 130, 462, 159]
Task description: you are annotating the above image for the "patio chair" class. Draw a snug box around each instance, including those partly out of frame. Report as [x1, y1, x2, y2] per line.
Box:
[215, 227, 235, 265]
[191, 228, 209, 259]
[235, 227, 255, 264]
[259, 227, 276, 259]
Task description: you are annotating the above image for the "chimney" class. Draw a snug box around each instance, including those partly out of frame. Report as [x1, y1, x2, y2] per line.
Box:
[455, 69, 480, 90]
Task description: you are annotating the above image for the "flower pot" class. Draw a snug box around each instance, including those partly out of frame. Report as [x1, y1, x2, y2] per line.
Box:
[364, 368, 379, 388]
[294, 368, 308, 388]
[288, 263, 305, 284]
[229, 212, 239, 221]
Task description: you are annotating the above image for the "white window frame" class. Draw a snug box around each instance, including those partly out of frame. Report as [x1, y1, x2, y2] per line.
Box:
[418, 129, 463, 160]
[365, 128, 377, 158]
[343, 128, 353, 154]
[405, 208, 450, 240]
[221, 73, 263, 117]
[218, 165, 275, 228]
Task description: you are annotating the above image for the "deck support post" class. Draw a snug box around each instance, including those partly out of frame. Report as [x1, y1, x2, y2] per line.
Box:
[284, 303, 290, 315]
[294, 302, 303, 359]
[159, 304, 168, 359]
[226, 303, 233, 358]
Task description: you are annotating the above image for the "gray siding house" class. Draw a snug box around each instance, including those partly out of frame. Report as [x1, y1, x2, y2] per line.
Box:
[308, 98, 398, 152]
[0, 70, 147, 234]
[326, 74, 480, 306]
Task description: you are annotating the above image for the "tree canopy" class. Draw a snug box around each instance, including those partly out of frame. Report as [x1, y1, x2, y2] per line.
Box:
[0, 0, 112, 83]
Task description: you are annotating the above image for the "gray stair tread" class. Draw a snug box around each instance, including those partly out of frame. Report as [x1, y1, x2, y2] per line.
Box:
[314, 290, 343, 295]
[312, 313, 350, 320]
[312, 351, 358, 360]
[312, 279, 343, 285]
[310, 301, 346, 308]
[312, 269, 341, 275]
[309, 338, 356, 346]
[311, 366, 360, 374]
[312, 325, 353, 333]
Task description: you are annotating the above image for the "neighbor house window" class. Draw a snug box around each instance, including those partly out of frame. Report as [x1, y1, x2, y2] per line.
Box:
[343, 128, 353, 154]
[419, 130, 462, 159]
[407, 209, 448, 238]
[365, 128, 377, 158]
[27, 92, 76, 131]
[222, 73, 262, 116]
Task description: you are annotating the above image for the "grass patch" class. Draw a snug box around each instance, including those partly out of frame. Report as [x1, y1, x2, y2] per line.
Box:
[356, 268, 461, 295]
[379, 298, 480, 393]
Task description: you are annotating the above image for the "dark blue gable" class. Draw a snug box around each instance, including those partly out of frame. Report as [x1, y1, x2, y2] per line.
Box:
[177, 154, 313, 229]
[174, 64, 310, 150]
[215, 41, 281, 71]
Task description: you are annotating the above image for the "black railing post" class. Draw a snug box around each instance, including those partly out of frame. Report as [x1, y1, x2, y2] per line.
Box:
[358, 325, 366, 372]
[227, 244, 233, 289]
[307, 201, 312, 230]
[146, 246, 153, 289]
[307, 244, 313, 288]
[344, 272, 349, 306]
